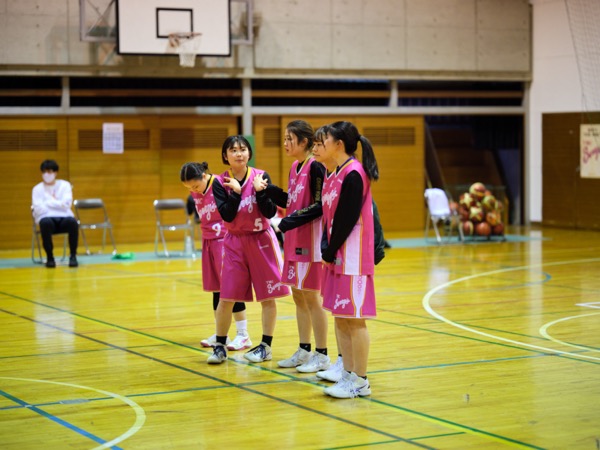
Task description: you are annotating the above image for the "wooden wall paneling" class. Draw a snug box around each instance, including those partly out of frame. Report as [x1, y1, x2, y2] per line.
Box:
[158, 116, 239, 198]
[542, 114, 578, 228]
[577, 113, 600, 229]
[68, 115, 161, 246]
[356, 116, 425, 232]
[254, 116, 283, 187]
[0, 117, 69, 250]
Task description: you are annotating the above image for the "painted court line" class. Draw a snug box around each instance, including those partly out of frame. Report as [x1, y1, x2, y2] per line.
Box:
[1, 299, 536, 449]
[0, 377, 145, 449]
[539, 312, 600, 352]
[423, 257, 600, 362]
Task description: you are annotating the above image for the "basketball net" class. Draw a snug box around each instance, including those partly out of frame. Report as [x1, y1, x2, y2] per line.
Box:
[565, 0, 600, 113]
[168, 32, 202, 68]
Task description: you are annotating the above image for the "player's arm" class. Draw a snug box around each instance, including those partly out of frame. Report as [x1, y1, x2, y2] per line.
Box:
[212, 177, 241, 222]
[278, 160, 325, 233]
[264, 183, 288, 208]
[321, 171, 363, 263]
[255, 172, 278, 219]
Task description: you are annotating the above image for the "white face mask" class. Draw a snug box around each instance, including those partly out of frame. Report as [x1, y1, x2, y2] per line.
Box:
[42, 172, 56, 184]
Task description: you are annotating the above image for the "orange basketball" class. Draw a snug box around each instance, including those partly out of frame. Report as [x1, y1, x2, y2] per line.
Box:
[462, 220, 474, 236]
[475, 221, 492, 236]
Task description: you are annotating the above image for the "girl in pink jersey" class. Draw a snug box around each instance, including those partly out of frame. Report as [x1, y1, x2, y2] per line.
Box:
[317, 121, 379, 399]
[207, 136, 290, 364]
[256, 120, 330, 373]
[180, 162, 252, 351]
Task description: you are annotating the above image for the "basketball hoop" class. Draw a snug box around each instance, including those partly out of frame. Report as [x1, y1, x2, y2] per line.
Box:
[168, 32, 202, 68]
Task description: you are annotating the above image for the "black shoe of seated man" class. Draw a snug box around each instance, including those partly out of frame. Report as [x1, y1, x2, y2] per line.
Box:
[46, 258, 56, 268]
[69, 255, 78, 267]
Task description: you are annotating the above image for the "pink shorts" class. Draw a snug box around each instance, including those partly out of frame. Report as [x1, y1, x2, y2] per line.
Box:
[282, 260, 322, 291]
[321, 265, 376, 318]
[201, 238, 223, 292]
[220, 228, 290, 302]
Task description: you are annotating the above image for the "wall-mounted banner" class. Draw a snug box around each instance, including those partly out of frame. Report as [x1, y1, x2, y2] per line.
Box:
[581, 124, 600, 179]
[103, 123, 124, 154]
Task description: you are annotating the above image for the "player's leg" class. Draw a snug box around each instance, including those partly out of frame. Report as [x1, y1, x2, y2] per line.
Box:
[278, 287, 312, 368]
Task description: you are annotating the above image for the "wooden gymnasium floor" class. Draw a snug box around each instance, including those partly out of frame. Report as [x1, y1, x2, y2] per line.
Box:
[0, 225, 598, 449]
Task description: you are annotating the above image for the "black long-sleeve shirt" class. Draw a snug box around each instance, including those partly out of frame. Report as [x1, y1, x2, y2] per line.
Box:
[321, 170, 363, 263]
[212, 170, 277, 222]
[264, 159, 326, 233]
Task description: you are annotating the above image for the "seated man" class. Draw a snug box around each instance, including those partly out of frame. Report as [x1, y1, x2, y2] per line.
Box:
[32, 159, 79, 268]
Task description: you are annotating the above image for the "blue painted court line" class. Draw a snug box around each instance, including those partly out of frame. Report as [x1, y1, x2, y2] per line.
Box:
[388, 234, 546, 249]
[0, 251, 200, 269]
[0, 389, 123, 449]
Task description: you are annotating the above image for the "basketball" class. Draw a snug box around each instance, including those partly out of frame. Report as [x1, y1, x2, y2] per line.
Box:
[459, 192, 476, 209]
[481, 194, 498, 212]
[492, 223, 505, 235]
[469, 182, 487, 200]
[469, 205, 484, 223]
[475, 221, 492, 236]
[486, 211, 500, 226]
[462, 220, 474, 236]
[458, 205, 469, 221]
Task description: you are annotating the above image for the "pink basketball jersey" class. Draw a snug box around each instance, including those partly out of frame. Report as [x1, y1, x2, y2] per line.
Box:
[219, 167, 271, 234]
[190, 175, 226, 240]
[284, 157, 322, 263]
[322, 158, 375, 275]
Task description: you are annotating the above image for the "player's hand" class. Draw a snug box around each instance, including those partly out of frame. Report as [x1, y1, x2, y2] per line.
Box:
[253, 174, 268, 192]
[223, 177, 241, 194]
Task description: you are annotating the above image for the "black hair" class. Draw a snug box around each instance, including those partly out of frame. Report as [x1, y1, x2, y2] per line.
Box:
[327, 121, 379, 181]
[180, 162, 210, 182]
[314, 125, 329, 144]
[40, 159, 59, 172]
[221, 135, 253, 165]
[286, 119, 314, 151]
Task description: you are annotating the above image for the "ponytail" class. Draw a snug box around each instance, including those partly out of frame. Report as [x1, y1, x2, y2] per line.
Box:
[327, 121, 379, 181]
[358, 135, 379, 181]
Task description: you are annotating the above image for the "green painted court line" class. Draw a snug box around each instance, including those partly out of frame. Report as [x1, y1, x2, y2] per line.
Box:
[2, 293, 544, 449]
[0, 306, 430, 449]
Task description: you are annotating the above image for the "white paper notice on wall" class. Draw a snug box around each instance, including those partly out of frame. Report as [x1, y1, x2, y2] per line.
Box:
[103, 123, 124, 154]
[581, 125, 600, 178]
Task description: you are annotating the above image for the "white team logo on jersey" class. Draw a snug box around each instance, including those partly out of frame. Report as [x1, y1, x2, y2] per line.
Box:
[322, 188, 338, 208]
[287, 265, 296, 280]
[267, 280, 284, 294]
[333, 294, 350, 310]
[287, 183, 305, 205]
[239, 192, 256, 213]
[198, 202, 217, 221]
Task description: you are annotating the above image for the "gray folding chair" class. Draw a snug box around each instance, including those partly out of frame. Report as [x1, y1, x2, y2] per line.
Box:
[31, 206, 67, 264]
[153, 199, 196, 257]
[74, 198, 117, 255]
[424, 188, 464, 244]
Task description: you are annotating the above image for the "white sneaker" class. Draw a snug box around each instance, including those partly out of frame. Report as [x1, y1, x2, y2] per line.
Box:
[207, 344, 227, 364]
[350, 372, 371, 397]
[325, 372, 371, 398]
[227, 332, 252, 351]
[316, 356, 343, 382]
[323, 370, 351, 397]
[244, 343, 272, 363]
[296, 352, 331, 373]
[277, 347, 311, 368]
[201, 334, 230, 348]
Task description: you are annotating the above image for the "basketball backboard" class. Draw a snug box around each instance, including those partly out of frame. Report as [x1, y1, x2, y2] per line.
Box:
[116, 0, 231, 56]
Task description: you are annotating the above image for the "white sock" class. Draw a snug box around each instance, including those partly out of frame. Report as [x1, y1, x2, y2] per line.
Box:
[235, 320, 247, 335]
